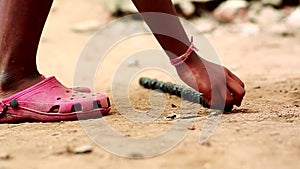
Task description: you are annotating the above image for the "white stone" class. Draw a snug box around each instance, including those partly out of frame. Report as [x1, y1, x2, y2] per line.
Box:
[213, 0, 249, 23]
[72, 20, 101, 33]
[286, 7, 300, 30]
[177, 1, 195, 16]
[102, 0, 137, 14]
[262, 0, 282, 7]
[193, 18, 216, 33]
[126, 58, 139, 67]
[247, 2, 263, 22]
[0, 152, 11, 160]
[256, 6, 284, 24]
[239, 23, 260, 36]
[73, 145, 93, 154]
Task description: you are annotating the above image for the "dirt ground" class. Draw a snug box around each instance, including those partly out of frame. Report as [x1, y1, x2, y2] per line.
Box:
[1, 0, 300, 169]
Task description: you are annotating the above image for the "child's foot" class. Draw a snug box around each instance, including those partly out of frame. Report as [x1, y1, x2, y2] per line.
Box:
[0, 73, 111, 123]
[0, 73, 44, 99]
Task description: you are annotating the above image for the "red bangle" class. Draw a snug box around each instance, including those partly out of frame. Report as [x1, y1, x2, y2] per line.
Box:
[170, 37, 198, 66]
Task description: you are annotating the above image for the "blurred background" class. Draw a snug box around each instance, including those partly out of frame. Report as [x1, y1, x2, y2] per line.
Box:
[94, 0, 300, 36]
[45, 0, 300, 87]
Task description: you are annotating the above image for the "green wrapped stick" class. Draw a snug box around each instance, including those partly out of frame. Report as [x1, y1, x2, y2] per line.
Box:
[139, 77, 209, 108]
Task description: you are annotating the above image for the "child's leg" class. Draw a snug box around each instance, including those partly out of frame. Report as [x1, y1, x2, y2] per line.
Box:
[132, 0, 245, 110]
[0, 0, 113, 123]
[0, 0, 53, 98]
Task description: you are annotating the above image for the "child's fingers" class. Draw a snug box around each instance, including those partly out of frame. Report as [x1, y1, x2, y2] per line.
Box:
[225, 89, 234, 109]
[228, 70, 245, 88]
[226, 77, 245, 106]
[205, 87, 234, 111]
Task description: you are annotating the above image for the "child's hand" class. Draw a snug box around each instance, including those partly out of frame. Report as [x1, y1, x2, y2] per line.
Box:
[175, 54, 245, 111]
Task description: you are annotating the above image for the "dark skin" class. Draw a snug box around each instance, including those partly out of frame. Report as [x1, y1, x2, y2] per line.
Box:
[0, 0, 51, 97]
[0, 0, 245, 111]
[132, 0, 245, 111]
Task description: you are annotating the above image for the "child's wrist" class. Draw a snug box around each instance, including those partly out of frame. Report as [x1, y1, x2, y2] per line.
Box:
[170, 37, 200, 66]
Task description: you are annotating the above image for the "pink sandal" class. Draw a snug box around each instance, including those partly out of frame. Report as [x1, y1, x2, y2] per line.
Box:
[0, 76, 111, 123]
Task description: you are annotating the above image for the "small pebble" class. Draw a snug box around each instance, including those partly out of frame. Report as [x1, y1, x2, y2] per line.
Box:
[52, 133, 59, 136]
[177, 1, 195, 16]
[165, 113, 179, 120]
[0, 152, 11, 160]
[283, 105, 292, 108]
[270, 132, 280, 136]
[72, 20, 101, 33]
[286, 7, 300, 30]
[201, 141, 212, 147]
[188, 124, 196, 130]
[171, 104, 177, 108]
[126, 58, 139, 67]
[208, 111, 221, 117]
[72, 145, 93, 154]
[129, 152, 144, 158]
